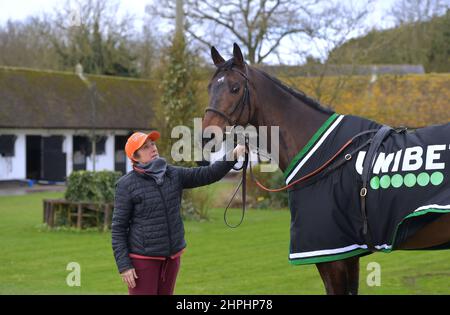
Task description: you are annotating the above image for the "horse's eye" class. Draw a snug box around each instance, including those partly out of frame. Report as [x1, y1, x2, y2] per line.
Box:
[231, 85, 240, 94]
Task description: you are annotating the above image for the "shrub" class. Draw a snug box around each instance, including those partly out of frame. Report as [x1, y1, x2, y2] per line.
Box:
[65, 170, 122, 203]
[246, 164, 289, 209]
[181, 188, 213, 221]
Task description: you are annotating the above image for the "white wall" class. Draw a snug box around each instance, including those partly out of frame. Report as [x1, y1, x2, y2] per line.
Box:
[126, 156, 133, 173]
[0, 128, 136, 181]
[86, 134, 115, 171]
[62, 132, 73, 177]
[0, 129, 265, 181]
[0, 132, 25, 180]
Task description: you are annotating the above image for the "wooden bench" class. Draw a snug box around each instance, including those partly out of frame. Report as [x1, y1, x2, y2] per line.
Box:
[43, 199, 113, 231]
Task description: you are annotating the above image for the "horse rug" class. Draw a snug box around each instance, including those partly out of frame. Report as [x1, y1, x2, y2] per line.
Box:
[285, 113, 450, 265]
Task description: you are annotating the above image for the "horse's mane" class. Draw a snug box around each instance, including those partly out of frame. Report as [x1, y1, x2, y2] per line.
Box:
[252, 66, 335, 115]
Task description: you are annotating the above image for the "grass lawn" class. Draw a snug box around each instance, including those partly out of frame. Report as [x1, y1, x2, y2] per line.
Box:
[0, 189, 449, 295]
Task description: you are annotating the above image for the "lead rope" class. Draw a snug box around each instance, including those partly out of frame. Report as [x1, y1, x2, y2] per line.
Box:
[248, 129, 379, 193]
[223, 138, 249, 228]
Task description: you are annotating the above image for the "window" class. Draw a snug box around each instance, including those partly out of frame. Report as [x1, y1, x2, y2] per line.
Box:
[95, 136, 107, 155]
[0, 135, 17, 157]
[73, 135, 107, 156]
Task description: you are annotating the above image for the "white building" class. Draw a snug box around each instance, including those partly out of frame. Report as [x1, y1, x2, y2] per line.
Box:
[0, 66, 158, 183]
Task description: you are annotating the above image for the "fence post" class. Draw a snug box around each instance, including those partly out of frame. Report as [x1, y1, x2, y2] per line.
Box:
[49, 201, 55, 227]
[77, 203, 82, 229]
[103, 204, 111, 231]
[43, 200, 46, 223]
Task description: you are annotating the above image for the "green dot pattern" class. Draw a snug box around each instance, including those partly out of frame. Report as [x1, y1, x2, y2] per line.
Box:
[391, 174, 403, 188]
[370, 176, 380, 189]
[404, 173, 416, 187]
[380, 175, 391, 189]
[369, 172, 444, 189]
[430, 171, 444, 186]
[417, 172, 430, 186]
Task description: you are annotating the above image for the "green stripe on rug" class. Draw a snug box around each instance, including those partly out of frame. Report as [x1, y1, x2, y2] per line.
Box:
[289, 248, 371, 265]
[284, 113, 339, 179]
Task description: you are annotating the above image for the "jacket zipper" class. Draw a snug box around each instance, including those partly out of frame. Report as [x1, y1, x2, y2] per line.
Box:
[156, 185, 173, 255]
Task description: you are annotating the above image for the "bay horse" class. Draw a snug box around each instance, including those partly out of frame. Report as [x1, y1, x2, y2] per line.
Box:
[202, 43, 450, 295]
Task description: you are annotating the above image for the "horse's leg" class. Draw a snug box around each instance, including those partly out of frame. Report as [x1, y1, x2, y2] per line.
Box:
[316, 260, 347, 295]
[345, 256, 360, 295]
[316, 256, 360, 295]
[398, 213, 450, 249]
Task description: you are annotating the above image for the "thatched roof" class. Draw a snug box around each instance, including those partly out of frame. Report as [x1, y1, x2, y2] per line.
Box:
[0, 66, 158, 130]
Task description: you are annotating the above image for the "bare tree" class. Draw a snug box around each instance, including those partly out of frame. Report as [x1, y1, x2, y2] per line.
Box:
[146, 0, 375, 107]
[281, 0, 375, 106]
[386, 0, 449, 68]
[0, 0, 162, 77]
[148, 0, 373, 65]
[390, 0, 449, 25]
[48, 0, 139, 76]
[0, 17, 59, 70]
[130, 24, 161, 79]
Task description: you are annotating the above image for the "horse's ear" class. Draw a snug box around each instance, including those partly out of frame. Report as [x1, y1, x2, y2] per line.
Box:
[211, 46, 225, 66]
[233, 43, 244, 66]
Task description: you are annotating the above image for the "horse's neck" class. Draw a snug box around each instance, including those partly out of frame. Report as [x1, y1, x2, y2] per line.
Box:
[250, 72, 332, 172]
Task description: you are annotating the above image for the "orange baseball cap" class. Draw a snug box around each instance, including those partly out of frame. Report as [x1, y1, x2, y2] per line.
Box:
[125, 131, 160, 161]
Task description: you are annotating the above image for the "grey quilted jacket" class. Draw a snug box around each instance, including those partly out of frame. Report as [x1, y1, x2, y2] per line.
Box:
[112, 157, 237, 273]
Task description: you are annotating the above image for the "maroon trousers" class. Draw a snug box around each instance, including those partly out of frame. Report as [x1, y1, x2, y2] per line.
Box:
[128, 257, 181, 295]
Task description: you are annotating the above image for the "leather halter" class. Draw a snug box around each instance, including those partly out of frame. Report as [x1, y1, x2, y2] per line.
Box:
[204, 66, 251, 127]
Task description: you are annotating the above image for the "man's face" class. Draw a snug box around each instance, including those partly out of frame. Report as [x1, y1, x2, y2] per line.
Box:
[135, 140, 159, 164]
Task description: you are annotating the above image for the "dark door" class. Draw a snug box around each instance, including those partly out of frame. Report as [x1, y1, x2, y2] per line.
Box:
[26, 135, 42, 180]
[73, 136, 89, 171]
[42, 136, 66, 181]
[115, 135, 127, 175]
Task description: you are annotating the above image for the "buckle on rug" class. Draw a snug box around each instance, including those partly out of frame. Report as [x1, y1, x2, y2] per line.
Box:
[360, 187, 367, 197]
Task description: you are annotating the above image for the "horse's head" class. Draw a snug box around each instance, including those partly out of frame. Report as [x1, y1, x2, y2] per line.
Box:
[202, 43, 255, 147]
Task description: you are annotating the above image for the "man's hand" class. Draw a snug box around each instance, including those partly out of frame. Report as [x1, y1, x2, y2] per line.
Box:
[233, 144, 247, 160]
[120, 268, 138, 289]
